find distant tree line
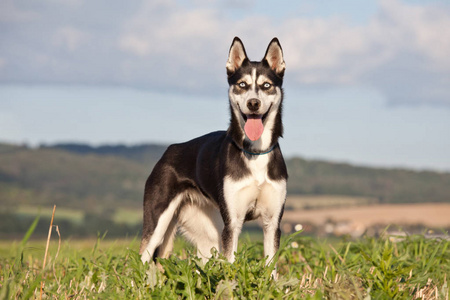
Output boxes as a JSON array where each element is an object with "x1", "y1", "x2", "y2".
[
  {"x1": 0, "y1": 211, "x2": 141, "y2": 239},
  {"x1": 287, "y1": 157, "x2": 450, "y2": 203},
  {"x1": 1, "y1": 143, "x2": 449, "y2": 213}
]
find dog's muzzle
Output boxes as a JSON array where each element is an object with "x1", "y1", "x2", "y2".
[{"x1": 247, "y1": 98, "x2": 261, "y2": 112}]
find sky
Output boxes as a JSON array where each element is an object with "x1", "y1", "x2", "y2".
[{"x1": 0, "y1": 0, "x2": 449, "y2": 172}]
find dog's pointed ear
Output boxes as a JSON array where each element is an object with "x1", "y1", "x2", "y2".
[
  {"x1": 226, "y1": 37, "x2": 248, "y2": 76},
  {"x1": 263, "y1": 38, "x2": 285, "y2": 77}
]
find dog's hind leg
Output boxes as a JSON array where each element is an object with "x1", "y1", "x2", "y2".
[
  {"x1": 177, "y1": 202, "x2": 224, "y2": 263},
  {"x1": 157, "y1": 216, "x2": 177, "y2": 259},
  {"x1": 140, "y1": 194, "x2": 183, "y2": 263}
]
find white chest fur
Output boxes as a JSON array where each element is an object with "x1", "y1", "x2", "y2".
[
  {"x1": 223, "y1": 154, "x2": 286, "y2": 222},
  {"x1": 246, "y1": 154, "x2": 270, "y2": 186}
]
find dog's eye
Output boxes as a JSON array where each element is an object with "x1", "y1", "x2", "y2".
[
  {"x1": 262, "y1": 82, "x2": 272, "y2": 89},
  {"x1": 238, "y1": 82, "x2": 247, "y2": 88}
]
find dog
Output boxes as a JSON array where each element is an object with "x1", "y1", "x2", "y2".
[{"x1": 140, "y1": 37, "x2": 287, "y2": 271}]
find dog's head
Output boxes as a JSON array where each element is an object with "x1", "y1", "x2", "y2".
[{"x1": 226, "y1": 37, "x2": 285, "y2": 149}]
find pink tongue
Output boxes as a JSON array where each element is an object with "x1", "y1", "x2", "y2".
[{"x1": 244, "y1": 116, "x2": 264, "y2": 141}]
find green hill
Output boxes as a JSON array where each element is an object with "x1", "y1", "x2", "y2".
[
  {"x1": 1, "y1": 142, "x2": 449, "y2": 212},
  {"x1": 0, "y1": 144, "x2": 148, "y2": 210},
  {"x1": 287, "y1": 157, "x2": 450, "y2": 204}
]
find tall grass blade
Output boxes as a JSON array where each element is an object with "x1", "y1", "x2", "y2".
[{"x1": 20, "y1": 214, "x2": 40, "y2": 248}]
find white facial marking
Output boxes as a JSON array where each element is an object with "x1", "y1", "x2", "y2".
[
  {"x1": 228, "y1": 67, "x2": 283, "y2": 150},
  {"x1": 256, "y1": 75, "x2": 272, "y2": 87},
  {"x1": 251, "y1": 68, "x2": 257, "y2": 89}
]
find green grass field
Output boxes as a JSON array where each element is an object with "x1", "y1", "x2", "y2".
[{"x1": 1, "y1": 225, "x2": 449, "y2": 299}]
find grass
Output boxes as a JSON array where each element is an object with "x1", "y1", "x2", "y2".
[
  {"x1": 112, "y1": 208, "x2": 141, "y2": 225},
  {"x1": 0, "y1": 225, "x2": 449, "y2": 299},
  {"x1": 9, "y1": 196, "x2": 378, "y2": 228},
  {"x1": 13, "y1": 205, "x2": 85, "y2": 224}
]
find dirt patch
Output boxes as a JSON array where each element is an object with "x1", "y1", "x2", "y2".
[{"x1": 283, "y1": 203, "x2": 450, "y2": 228}]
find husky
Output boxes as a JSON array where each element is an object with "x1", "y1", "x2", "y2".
[{"x1": 140, "y1": 37, "x2": 288, "y2": 271}]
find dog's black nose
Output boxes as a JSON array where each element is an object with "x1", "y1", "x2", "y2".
[{"x1": 247, "y1": 98, "x2": 261, "y2": 112}]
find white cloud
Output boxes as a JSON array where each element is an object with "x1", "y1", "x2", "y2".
[
  {"x1": 0, "y1": 0, "x2": 39, "y2": 22},
  {"x1": 53, "y1": 27, "x2": 90, "y2": 52},
  {"x1": 375, "y1": 0, "x2": 450, "y2": 69},
  {"x1": 0, "y1": 0, "x2": 449, "y2": 106},
  {"x1": 277, "y1": 18, "x2": 368, "y2": 84},
  {"x1": 119, "y1": 35, "x2": 150, "y2": 57},
  {"x1": 273, "y1": 0, "x2": 450, "y2": 105}
]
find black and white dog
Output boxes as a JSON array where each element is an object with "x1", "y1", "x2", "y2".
[{"x1": 140, "y1": 37, "x2": 288, "y2": 269}]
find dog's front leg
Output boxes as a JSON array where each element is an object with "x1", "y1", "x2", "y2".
[
  {"x1": 221, "y1": 216, "x2": 245, "y2": 262},
  {"x1": 259, "y1": 181, "x2": 287, "y2": 278},
  {"x1": 261, "y1": 214, "x2": 283, "y2": 279},
  {"x1": 262, "y1": 214, "x2": 282, "y2": 264},
  {"x1": 221, "y1": 178, "x2": 258, "y2": 263}
]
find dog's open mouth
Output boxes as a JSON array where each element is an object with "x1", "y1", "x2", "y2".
[{"x1": 240, "y1": 104, "x2": 272, "y2": 141}]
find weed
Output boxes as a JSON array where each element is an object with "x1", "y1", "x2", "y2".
[{"x1": 0, "y1": 229, "x2": 448, "y2": 299}]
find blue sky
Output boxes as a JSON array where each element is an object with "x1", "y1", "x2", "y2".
[{"x1": 1, "y1": 0, "x2": 449, "y2": 171}]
